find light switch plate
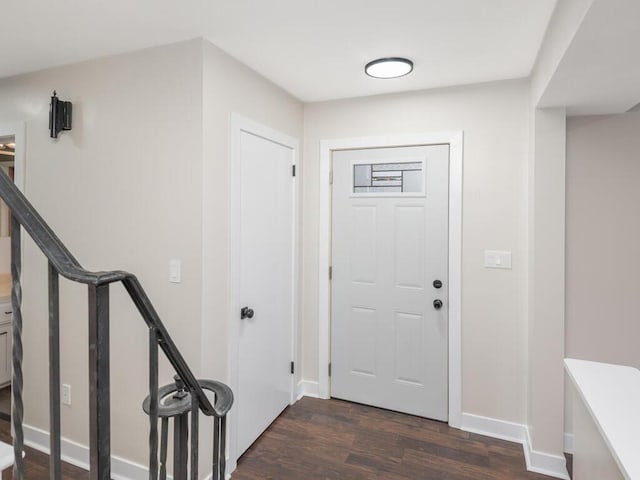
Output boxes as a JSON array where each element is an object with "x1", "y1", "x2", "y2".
[
  {"x1": 484, "y1": 250, "x2": 512, "y2": 269},
  {"x1": 169, "y1": 259, "x2": 181, "y2": 283}
]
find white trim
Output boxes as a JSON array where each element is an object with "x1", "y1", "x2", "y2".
[
  {"x1": 203, "y1": 471, "x2": 231, "y2": 480},
  {"x1": 459, "y1": 413, "x2": 569, "y2": 479},
  {"x1": 0, "y1": 122, "x2": 26, "y2": 283},
  {"x1": 0, "y1": 121, "x2": 25, "y2": 439},
  {"x1": 523, "y1": 428, "x2": 571, "y2": 480},
  {"x1": 228, "y1": 114, "x2": 299, "y2": 473},
  {"x1": 23, "y1": 424, "x2": 153, "y2": 480},
  {"x1": 564, "y1": 432, "x2": 574, "y2": 454},
  {"x1": 317, "y1": 132, "x2": 463, "y2": 427},
  {"x1": 460, "y1": 412, "x2": 526, "y2": 444},
  {"x1": 296, "y1": 380, "x2": 320, "y2": 400}
]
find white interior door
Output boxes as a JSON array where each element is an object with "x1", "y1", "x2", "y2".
[
  {"x1": 237, "y1": 128, "x2": 295, "y2": 456},
  {"x1": 331, "y1": 144, "x2": 449, "y2": 421}
]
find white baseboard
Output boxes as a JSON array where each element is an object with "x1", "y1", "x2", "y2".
[
  {"x1": 523, "y1": 427, "x2": 570, "y2": 479},
  {"x1": 564, "y1": 432, "x2": 574, "y2": 454},
  {"x1": 203, "y1": 470, "x2": 231, "y2": 480},
  {"x1": 460, "y1": 413, "x2": 569, "y2": 479},
  {"x1": 460, "y1": 412, "x2": 526, "y2": 443},
  {"x1": 24, "y1": 424, "x2": 231, "y2": 480},
  {"x1": 296, "y1": 380, "x2": 320, "y2": 400},
  {"x1": 24, "y1": 424, "x2": 150, "y2": 480}
]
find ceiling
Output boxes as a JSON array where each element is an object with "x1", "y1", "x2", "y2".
[
  {"x1": 205, "y1": 0, "x2": 557, "y2": 101},
  {"x1": 1, "y1": 1, "x2": 557, "y2": 102},
  {"x1": 0, "y1": 0, "x2": 202, "y2": 80}
]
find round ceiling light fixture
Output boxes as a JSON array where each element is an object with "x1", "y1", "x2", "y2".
[{"x1": 365, "y1": 57, "x2": 414, "y2": 79}]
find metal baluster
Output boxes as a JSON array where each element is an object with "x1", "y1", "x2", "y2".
[
  {"x1": 11, "y1": 214, "x2": 24, "y2": 480},
  {"x1": 48, "y1": 262, "x2": 62, "y2": 480},
  {"x1": 149, "y1": 328, "x2": 159, "y2": 480},
  {"x1": 212, "y1": 416, "x2": 220, "y2": 480},
  {"x1": 174, "y1": 410, "x2": 189, "y2": 480},
  {"x1": 88, "y1": 284, "x2": 111, "y2": 480},
  {"x1": 219, "y1": 416, "x2": 227, "y2": 480},
  {"x1": 160, "y1": 417, "x2": 169, "y2": 480},
  {"x1": 190, "y1": 393, "x2": 199, "y2": 480}
]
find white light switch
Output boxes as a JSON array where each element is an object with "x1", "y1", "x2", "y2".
[
  {"x1": 169, "y1": 259, "x2": 181, "y2": 283},
  {"x1": 484, "y1": 250, "x2": 512, "y2": 269}
]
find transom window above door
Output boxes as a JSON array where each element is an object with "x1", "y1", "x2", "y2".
[{"x1": 352, "y1": 160, "x2": 425, "y2": 196}]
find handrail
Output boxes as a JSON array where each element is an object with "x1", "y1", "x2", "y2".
[{"x1": 0, "y1": 170, "x2": 214, "y2": 416}]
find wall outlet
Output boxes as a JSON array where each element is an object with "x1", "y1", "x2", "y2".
[{"x1": 62, "y1": 384, "x2": 71, "y2": 406}]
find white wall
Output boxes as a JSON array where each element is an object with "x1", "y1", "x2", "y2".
[
  {"x1": 302, "y1": 80, "x2": 530, "y2": 423},
  {"x1": 564, "y1": 110, "x2": 640, "y2": 437},
  {"x1": 200, "y1": 40, "x2": 304, "y2": 385},
  {"x1": 0, "y1": 24, "x2": 610, "y2": 477},
  {"x1": 200, "y1": 40, "x2": 303, "y2": 472},
  {"x1": 527, "y1": 107, "x2": 567, "y2": 463},
  {"x1": 566, "y1": 111, "x2": 640, "y2": 367},
  {"x1": 0, "y1": 40, "x2": 205, "y2": 465},
  {"x1": 0, "y1": 37, "x2": 304, "y2": 475}
]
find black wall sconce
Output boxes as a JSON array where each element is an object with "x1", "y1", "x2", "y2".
[{"x1": 49, "y1": 91, "x2": 72, "y2": 139}]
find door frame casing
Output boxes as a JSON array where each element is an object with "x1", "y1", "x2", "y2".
[
  {"x1": 229, "y1": 114, "x2": 299, "y2": 469},
  {"x1": 318, "y1": 132, "x2": 463, "y2": 428},
  {"x1": 0, "y1": 122, "x2": 26, "y2": 192},
  {"x1": 0, "y1": 122, "x2": 26, "y2": 434}
]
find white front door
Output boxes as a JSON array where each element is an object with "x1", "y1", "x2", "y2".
[
  {"x1": 331, "y1": 144, "x2": 449, "y2": 421},
  {"x1": 236, "y1": 128, "x2": 295, "y2": 455}
]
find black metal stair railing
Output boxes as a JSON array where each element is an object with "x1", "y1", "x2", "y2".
[{"x1": 0, "y1": 168, "x2": 233, "y2": 480}]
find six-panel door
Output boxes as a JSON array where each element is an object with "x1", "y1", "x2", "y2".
[{"x1": 331, "y1": 144, "x2": 450, "y2": 421}]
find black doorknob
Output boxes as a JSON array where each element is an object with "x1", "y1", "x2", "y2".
[
  {"x1": 433, "y1": 299, "x2": 443, "y2": 310},
  {"x1": 241, "y1": 307, "x2": 254, "y2": 319}
]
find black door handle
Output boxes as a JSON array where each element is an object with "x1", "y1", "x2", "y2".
[
  {"x1": 241, "y1": 307, "x2": 254, "y2": 319},
  {"x1": 433, "y1": 299, "x2": 443, "y2": 310}
]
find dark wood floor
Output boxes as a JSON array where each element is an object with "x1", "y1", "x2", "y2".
[
  {"x1": 0, "y1": 387, "x2": 11, "y2": 421},
  {"x1": 0, "y1": 397, "x2": 571, "y2": 479},
  {"x1": 233, "y1": 397, "x2": 564, "y2": 480}
]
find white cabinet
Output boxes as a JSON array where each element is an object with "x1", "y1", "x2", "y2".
[{"x1": 0, "y1": 302, "x2": 11, "y2": 387}]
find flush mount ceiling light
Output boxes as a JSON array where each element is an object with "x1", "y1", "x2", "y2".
[{"x1": 365, "y1": 57, "x2": 413, "y2": 79}]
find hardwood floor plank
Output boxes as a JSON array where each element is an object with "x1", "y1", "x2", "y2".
[
  {"x1": 232, "y1": 397, "x2": 566, "y2": 479},
  {"x1": 397, "y1": 435, "x2": 491, "y2": 468},
  {"x1": 0, "y1": 398, "x2": 570, "y2": 479}
]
